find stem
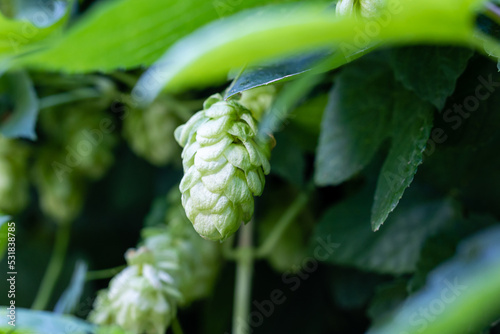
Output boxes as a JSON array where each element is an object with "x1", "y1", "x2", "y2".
[
  {"x1": 255, "y1": 189, "x2": 311, "y2": 258},
  {"x1": 39, "y1": 88, "x2": 101, "y2": 109},
  {"x1": 171, "y1": 317, "x2": 184, "y2": 334},
  {"x1": 32, "y1": 224, "x2": 71, "y2": 310},
  {"x1": 85, "y1": 265, "x2": 126, "y2": 281},
  {"x1": 232, "y1": 221, "x2": 254, "y2": 334}
]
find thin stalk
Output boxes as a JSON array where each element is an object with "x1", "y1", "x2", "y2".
[
  {"x1": 85, "y1": 265, "x2": 126, "y2": 281},
  {"x1": 232, "y1": 221, "x2": 254, "y2": 334},
  {"x1": 32, "y1": 224, "x2": 71, "y2": 310},
  {"x1": 255, "y1": 189, "x2": 311, "y2": 258},
  {"x1": 39, "y1": 88, "x2": 101, "y2": 109}
]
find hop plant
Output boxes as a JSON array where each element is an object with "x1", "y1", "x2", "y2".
[
  {"x1": 174, "y1": 94, "x2": 271, "y2": 241},
  {"x1": 336, "y1": 0, "x2": 384, "y2": 18},
  {"x1": 0, "y1": 136, "x2": 30, "y2": 214},
  {"x1": 122, "y1": 97, "x2": 184, "y2": 166},
  {"x1": 89, "y1": 247, "x2": 182, "y2": 334}
]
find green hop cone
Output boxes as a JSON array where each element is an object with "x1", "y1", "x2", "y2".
[
  {"x1": 174, "y1": 94, "x2": 271, "y2": 241},
  {"x1": 237, "y1": 86, "x2": 276, "y2": 120},
  {"x1": 89, "y1": 247, "x2": 181, "y2": 334},
  {"x1": 0, "y1": 136, "x2": 30, "y2": 214},
  {"x1": 32, "y1": 147, "x2": 85, "y2": 224},
  {"x1": 122, "y1": 97, "x2": 183, "y2": 166},
  {"x1": 39, "y1": 102, "x2": 118, "y2": 179}
]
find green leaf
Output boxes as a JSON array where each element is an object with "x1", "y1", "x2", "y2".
[
  {"x1": 269, "y1": 132, "x2": 305, "y2": 186},
  {"x1": 389, "y1": 46, "x2": 474, "y2": 110},
  {"x1": 0, "y1": 70, "x2": 39, "y2": 140},
  {"x1": 314, "y1": 57, "x2": 393, "y2": 186},
  {"x1": 133, "y1": 0, "x2": 485, "y2": 99},
  {"x1": 311, "y1": 186, "x2": 457, "y2": 274},
  {"x1": 54, "y1": 260, "x2": 88, "y2": 314},
  {"x1": 371, "y1": 89, "x2": 434, "y2": 231},
  {"x1": 0, "y1": 3, "x2": 69, "y2": 66},
  {"x1": 225, "y1": 50, "x2": 331, "y2": 98},
  {"x1": 22, "y1": 0, "x2": 299, "y2": 72},
  {"x1": 0, "y1": 308, "x2": 96, "y2": 334},
  {"x1": 367, "y1": 224, "x2": 500, "y2": 334},
  {"x1": 0, "y1": 214, "x2": 11, "y2": 261}
]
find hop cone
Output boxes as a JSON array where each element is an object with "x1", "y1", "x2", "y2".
[
  {"x1": 336, "y1": 0, "x2": 384, "y2": 18},
  {"x1": 89, "y1": 247, "x2": 181, "y2": 334},
  {"x1": 238, "y1": 85, "x2": 276, "y2": 120},
  {"x1": 39, "y1": 102, "x2": 117, "y2": 179},
  {"x1": 174, "y1": 94, "x2": 271, "y2": 241},
  {"x1": 122, "y1": 97, "x2": 182, "y2": 166},
  {"x1": 32, "y1": 147, "x2": 85, "y2": 224},
  {"x1": 0, "y1": 137, "x2": 30, "y2": 214},
  {"x1": 145, "y1": 189, "x2": 220, "y2": 304}
]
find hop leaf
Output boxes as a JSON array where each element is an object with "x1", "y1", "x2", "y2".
[
  {"x1": 89, "y1": 247, "x2": 181, "y2": 334},
  {"x1": 122, "y1": 97, "x2": 183, "y2": 166},
  {"x1": 175, "y1": 94, "x2": 271, "y2": 241},
  {"x1": 0, "y1": 136, "x2": 30, "y2": 214}
]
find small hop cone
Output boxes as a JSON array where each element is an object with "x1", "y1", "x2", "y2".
[
  {"x1": 0, "y1": 137, "x2": 30, "y2": 214},
  {"x1": 237, "y1": 86, "x2": 276, "y2": 120},
  {"x1": 122, "y1": 97, "x2": 182, "y2": 166},
  {"x1": 336, "y1": 0, "x2": 385, "y2": 18},
  {"x1": 32, "y1": 147, "x2": 85, "y2": 224},
  {"x1": 175, "y1": 94, "x2": 271, "y2": 241},
  {"x1": 89, "y1": 247, "x2": 181, "y2": 334}
]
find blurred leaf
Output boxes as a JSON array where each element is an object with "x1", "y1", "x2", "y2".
[
  {"x1": 54, "y1": 260, "x2": 88, "y2": 314},
  {"x1": 0, "y1": 307, "x2": 95, "y2": 334},
  {"x1": 22, "y1": 0, "x2": 299, "y2": 72},
  {"x1": 371, "y1": 89, "x2": 434, "y2": 231},
  {"x1": 0, "y1": 71, "x2": 39, "y2": 140},
  {"x1": 270, "y1": 132, "x2": 305, "y2": 186},
  {"x1": 312, "y1": 186, "x2": 457, "y2": 274},
  {"x1": 133, "y1": 0, "x2": 484, "y2": 99},
  {"x1": 226, "y1": 50, "x2": 331, "y2": 98},
  {"x1": 314, "y1": 57, "x2": 393, "y2": 186},
  {"x1": 389, "y1": 46, "x2": 474, "y2": 110},
  {"x1": 0, "y1": 214, "x2": 11, "y2": 261},
  {"x1": 407, "y1": 214, "x2": 495, "y2": 293},
  {"x1": 0, "y1": 2, "x2": 69, "y2": 66},
  {"x1": 367, "y1": 224, "x2": 500, "y2": 334}
]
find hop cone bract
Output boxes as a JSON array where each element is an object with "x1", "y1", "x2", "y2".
[{"x1": 174, "y1": 94, "x2": 271, "y2": 241}]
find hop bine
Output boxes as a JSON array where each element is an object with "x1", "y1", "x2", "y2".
[{"x1": 174, "y1": 93, "x2": 272, "y2": 241}]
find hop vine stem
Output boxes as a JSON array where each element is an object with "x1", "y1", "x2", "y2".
[
  {"x1": 32, "y1": 224, "x2": 71, "y2": 310},
  {"x1": 232, "y1": 220, "x2": 254, "y2": 334}
]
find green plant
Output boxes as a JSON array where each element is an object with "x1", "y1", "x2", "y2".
[{"x1": 1, "y1": 0, "x2": 500, "y2": 333}]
